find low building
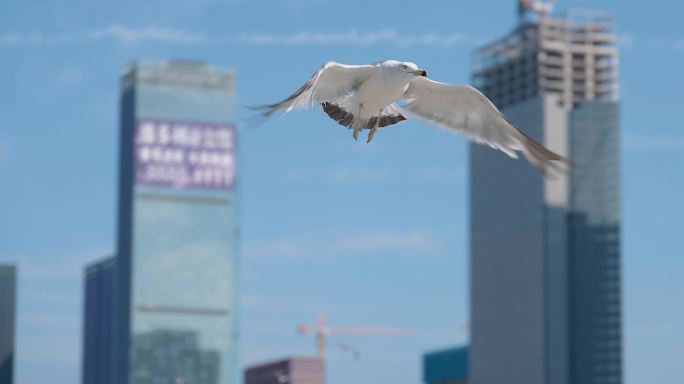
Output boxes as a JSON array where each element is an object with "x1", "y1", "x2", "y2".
[
  {"x1": 423, "y1": 346, "x2": 468, "y2": 384},
  {"x1": 245, "y1": 357, "x2": 324, "y2": 384}
]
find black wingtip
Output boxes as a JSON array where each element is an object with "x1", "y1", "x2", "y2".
[
  {"x1": 242, "y1": 104, "x2": 281, "y2": 131},
  {"x1": 244, "y1": 104, "x2": 278, "y2": 118},
  {"x1": 243, "y1": 104, "x2": 267, "y2": 112}
]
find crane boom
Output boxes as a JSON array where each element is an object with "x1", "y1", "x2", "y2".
[
  {"x1": 296, "y1": 313, "x2": 415, "y2": 358},
  {"x1": 326, "y1": 327, "x2": 415, "y2": 335}
]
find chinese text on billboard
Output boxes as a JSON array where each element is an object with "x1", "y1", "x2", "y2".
[{"x1": 135, "y1": 118, "x2": 236, "y2": 190}]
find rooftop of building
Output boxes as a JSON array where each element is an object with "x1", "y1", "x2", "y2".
[
  {"x1": 245, "y1": 356, "x2": 323, "y2": 370},
  {"x1": 423, "y1": 345, "x2": 469, "y2": 384},
  {"x1": 122, "y1": 59, "x2": 235, "y2": 91}
]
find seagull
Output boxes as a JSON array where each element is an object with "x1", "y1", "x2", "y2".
[
  {"x1": 254, "y1": 60, "x2": 569, "y2": 174},
  {"x1": 338, "y1": 341, "x2": 361, "y2": 360}
]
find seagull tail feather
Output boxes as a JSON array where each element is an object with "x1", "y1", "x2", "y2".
[
  {"x1": 500, "y1": 115, "x2": 574, "y2": 176},
  {"x1": 518, "y1": 133, "x2": 574, "y2": 176}
]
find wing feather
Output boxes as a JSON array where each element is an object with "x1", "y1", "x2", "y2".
[
  {"x1": 321, "y1": 102, "x2": 406, "y2": 129},
  {"x1": 254, "y1": 62, "x2": 376, "y2": 117},
  {"x1": 401, "y1": 77, "x2": 570, "y2": 174}
]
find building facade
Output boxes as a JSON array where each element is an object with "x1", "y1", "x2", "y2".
[
  {"x1": 423, "y1": 346, "x2": 468, "y2": 384},
  {"x1": 469, "y1": 3, "x2": 621, "y2": 384},
  {"x1": 0, "y1": 264, "x2": 16, "y2": 384},
  {"x1": 83, "y1": 257, "x2": 116, "y2": 384},
  {"x1": 244, "y1": 357, "x2": 324, "y2": 384},
  {"x1": 116, "y1": 60, "x2": 239, "y2": 384},
  {"x1": 81, "y1": 60, "x2": 239, "y2": 384}
]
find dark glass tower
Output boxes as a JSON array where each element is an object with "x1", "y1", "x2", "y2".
[
  {"x1": 82, "y1": 60, "x2": 239, "y2": 384},
  {"x1": 0, "y1": 264, "x2": 16, "y2": 384},
  {"x1": 83, "y1": 257, "x2": 116, "y2": 384},
  {"x1": 469, "y1": 3, "x2": 621, "y2": 384}
]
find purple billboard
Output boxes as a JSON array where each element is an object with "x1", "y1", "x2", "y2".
[{"x1": 135, "y1": 118, "x2": 236, "y2": 190}]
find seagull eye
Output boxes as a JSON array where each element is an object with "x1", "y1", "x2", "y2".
[{"x1": 401, "y1": 64, "x2": 408, "y2": 70}]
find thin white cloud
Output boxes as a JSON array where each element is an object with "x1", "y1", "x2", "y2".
[
  {"x1": 616, "y1": 33, "x2": 636, "y2": 49},
  {"x1": 413, "y1": 167, "x2": 466, "y2": 181},
  {"x1": 241, "y1": 293, "x2": 380, "y2": 317},
  {"x1": 0, "y1": 26, "x2": 466, "y2": 47},
  {"x1": 88, "y1": 25, "x2": 207, "y2": 44},
  {"x1": 282, "y1": 165, "x2": 464, "y2": 185},
  {"x1": 0, "y1": 31, "x2": 72, "y2": 46},
  {"x1": 326, "y1": 167, "x2": 389, "y2": 184},
  {"x1": 623, "y1": 131, "x2": 684, "y2": 152},
  {"x1": 5, "y1": 26, "x2": 684, "y2": 52},
  {"x1": 243, "y1": 229, "x2": 442, "y2": 260},
  {"x1": 0, "y1": 26, "x2": 206, "y2": 46},
  {"x1": 644, "y1": 36, "x2": 684, "y2": 51},
  {"x1": 283, "y1": 167, "x2": 390, "y2": 184},
  {"x1": 233, "y1": 29, "x2": 467, "y2": 47}
]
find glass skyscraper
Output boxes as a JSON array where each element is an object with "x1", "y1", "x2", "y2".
[
  {"x1": 0, "y1": 263, "x2": 16, "y2": 384},
  {"x1": 469, "y1": 3, "x2": 621, "y2": 384},
  {"x1": 83, "y1": 60, "x2": 239, "y2": 384}
]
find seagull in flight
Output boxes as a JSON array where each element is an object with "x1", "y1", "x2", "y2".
[
  {"x1": 338, "y1": 341, "x2": 361, "y2": 360},
  {"x1": 255, "y1": 60, "x2": 569, "y2": 174}
]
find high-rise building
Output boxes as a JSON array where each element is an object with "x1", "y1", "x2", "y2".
[
  {"x1": 244, "y1": 357, "x2": 324, "y2": 384},
  {"x1": 82, "y1": 60, "x2": 239, "y2": 384},
  {"x1": 469, "y1": 2, "x2": 621, "y2": 384},
  {"x1": 83, "y1": 256, "x2": 116, "y2": 384},
  {"x1": 0, "y1": 264, "x2": 16, "y2": 384}
]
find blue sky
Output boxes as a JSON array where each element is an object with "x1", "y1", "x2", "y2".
[{"x1": 1, "y1": 0, "x2": 683, "y2": 383}]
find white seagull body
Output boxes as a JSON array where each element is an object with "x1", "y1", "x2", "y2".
[{"x1": 256, "y1": 60, "x2": 569, "y2": 174}]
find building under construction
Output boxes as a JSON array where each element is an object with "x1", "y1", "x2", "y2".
[
  {"x1": 244, "y1": 314, "x2": 413, "y2": 384},
  {"x1": 473, "y1": 2, "x2": 618, "y2": 109},
  {"x1": 469, "y1": 2, "x2": 621, "y2": 384}
]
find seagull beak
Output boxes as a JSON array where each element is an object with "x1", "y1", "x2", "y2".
[{"x1": 416, "y1": 69, "x2": 427, "y2": 77}]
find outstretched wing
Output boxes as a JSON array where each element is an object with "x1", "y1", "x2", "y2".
[
  {"x1": 400, "y1": 76, "x2": 570, "y2": 174},
  {"x1": 254, "y1": 61, "x2": 377, "y2": 117}
]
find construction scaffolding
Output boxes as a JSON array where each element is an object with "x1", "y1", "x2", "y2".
[{"x1": 472, "y1": 2, "x2": 619, "y2": 109}]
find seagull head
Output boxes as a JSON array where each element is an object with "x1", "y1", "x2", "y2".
[{"x1": 386, "y1": 60, "x2": 428, "y2": 78}]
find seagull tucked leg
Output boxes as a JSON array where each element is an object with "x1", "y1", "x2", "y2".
[
  {"x1": 367, "y1": 113, "x2": 381, "y2": 143},
  {"x1": 352, "y1": 104, "x2": 363, "y2": 141}
]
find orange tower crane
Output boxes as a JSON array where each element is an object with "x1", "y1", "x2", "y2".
[{"x1": 296, "y1": 313, "x2": 415, "y2": 359}]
